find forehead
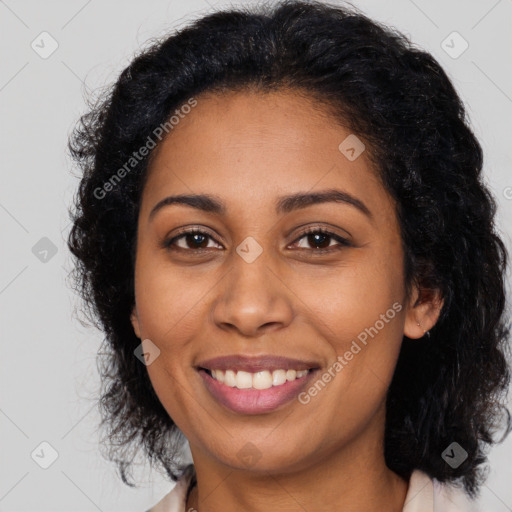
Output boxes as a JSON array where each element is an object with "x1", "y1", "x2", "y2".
[{"x1": 141, "y1": 89, "x2": 392, "y2": 222}]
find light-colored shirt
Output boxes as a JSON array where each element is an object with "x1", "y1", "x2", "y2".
[{"x1": 147, "y1": 465, "x2": 480, "y2": 511}]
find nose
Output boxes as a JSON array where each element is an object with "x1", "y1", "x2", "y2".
[{"x1": 211, "y1": 251, "x2": 295, "y2": 338}]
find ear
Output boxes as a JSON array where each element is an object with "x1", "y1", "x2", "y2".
[
  {"x1": 130, "y1": 305, "x2": 142, "y2": 339},
  {"x1": 403, "y1": 284, "x2": 444, "y2": 339}
]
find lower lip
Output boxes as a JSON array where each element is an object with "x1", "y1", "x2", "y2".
[{"x1": 198, "y1": 369, "x2": 318, "y2": 414}]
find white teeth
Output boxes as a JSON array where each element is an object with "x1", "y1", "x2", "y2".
[
  {"x1": 272, "y1": 369, "x2": 287, "y2": 386},
  {"x1": 224, "y1": 370, "x2": 236, "y2": 387},
  {"x1": 286, "y1": 369, "x2": 297, "y2": 381},
  {"x1": 235, "y1": 371, "x2": 253, "y2": 389},
  {"x1": 253, "y1": 371, "x2": 273, "y2": 390},
  {"x1": 208, "y1": 368, "x2": 310, "y2": 388},
  {"x1": 213, "y1": 369, "x2": 225, "y2": 383}
]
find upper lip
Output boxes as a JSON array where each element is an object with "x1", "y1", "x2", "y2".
[{"x1": 196, "y1": 355, "x2": 320, "y2": 373}]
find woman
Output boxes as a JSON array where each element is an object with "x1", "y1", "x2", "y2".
[{"x1": 67, "y1": 1, "x2": 511, "y2": 510}]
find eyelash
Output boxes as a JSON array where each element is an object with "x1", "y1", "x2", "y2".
[{"x1": 163, "y1": 226, "x2": 352, "y2": 254}]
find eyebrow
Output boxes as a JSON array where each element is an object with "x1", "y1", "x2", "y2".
[{"x1": 148, "y1": 188, "x2": 372, "y2": 221}]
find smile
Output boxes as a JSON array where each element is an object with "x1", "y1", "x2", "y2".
[
  {"x1": 207, "y1": 368, "x2": 310, "y2": 389},
  {"x1": 196, "y1": 355, "x2": 320, "y2": 414}
]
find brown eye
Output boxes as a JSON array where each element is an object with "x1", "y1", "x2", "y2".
[
  {"x1": 179, "y1": 232, "x2": 209, "y2": 249},
  {"x1": 305, "y1": 232, "x2": 331, "y2": 249},
  {"x1": 164, "y1": 229, "x2": 222, "y2": 251},
  {"x1": 292, "y1": 228, "x2": 351, "y2": 252}
]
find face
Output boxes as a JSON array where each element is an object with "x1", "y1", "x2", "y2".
[{"x1": 130, "y1": 89, "x2": 439, "y2": 474}]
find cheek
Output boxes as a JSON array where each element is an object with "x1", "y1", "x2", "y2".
[
  {"x1": 301, "y1": 256, "x2": 404, "y2": 349},
  {"x1": 144, "y1": 362, "x2": 207, "y2": 447},
  {"x1": 297, "y1": 253, "x2": 405, "y2": 413},
  {"x1": 132, "y1": 251, "x2": 221, "y2": 425},
  {"x1": 133, "y1": 250, "x2": 212, "y2": 342}
]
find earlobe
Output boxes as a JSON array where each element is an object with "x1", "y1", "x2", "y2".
[
  {"x1": 130, "y1": 306, "x2": 141, "y2": 339},
  {"x1": 403, "y1": 287, "x2": 444, "y2": 340}
]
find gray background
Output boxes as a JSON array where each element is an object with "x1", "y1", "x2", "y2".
[{"x1": 1, "y1": 0, "x2": 511, "y2": 510}]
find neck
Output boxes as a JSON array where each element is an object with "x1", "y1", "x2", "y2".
[{"x1": 186, "y1": 409, "x2": 409, "y2": 512}]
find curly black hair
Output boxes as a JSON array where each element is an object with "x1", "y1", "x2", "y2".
[{"x1": 67, "y1": 0, "x2": 511, "y2": 499}]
